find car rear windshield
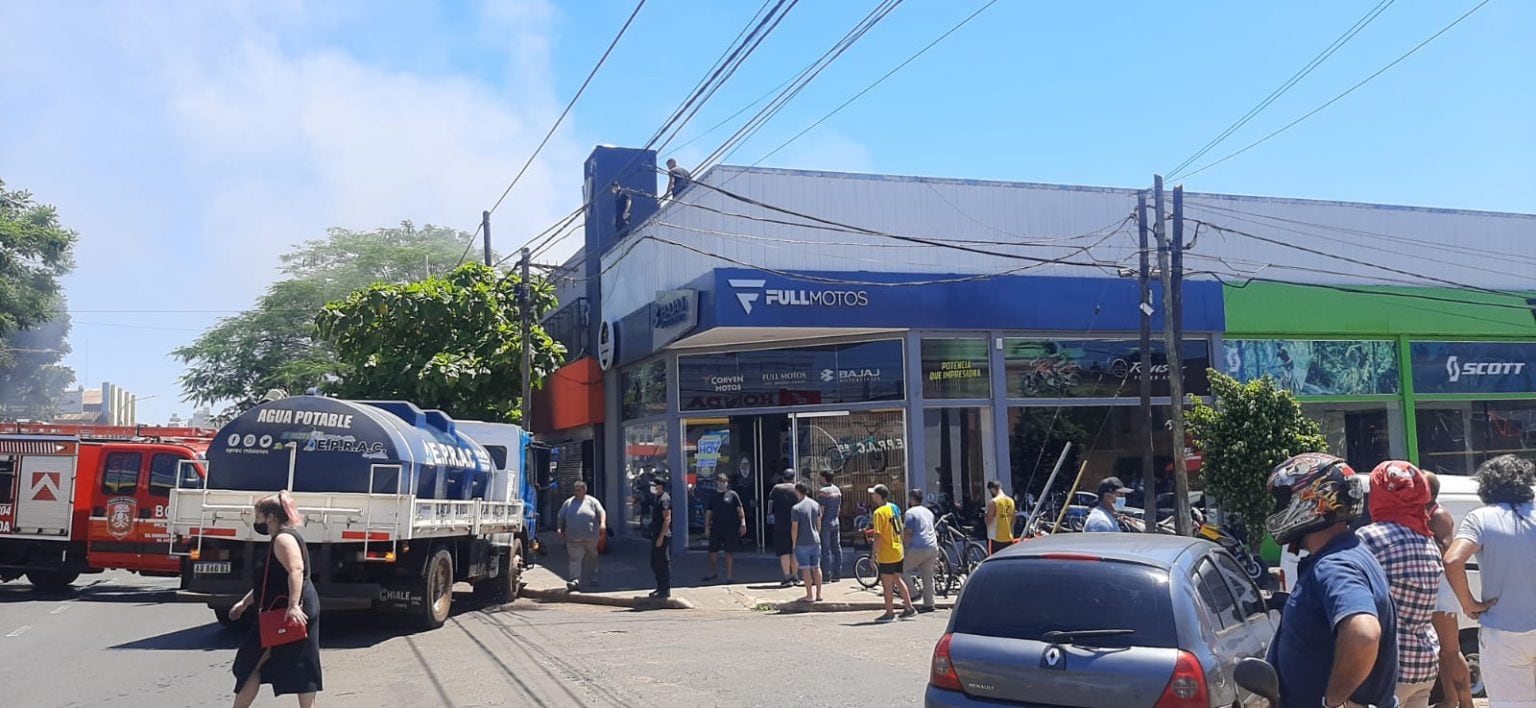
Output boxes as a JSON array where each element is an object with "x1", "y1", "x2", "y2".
[{"x1": 953, "y1": 558, "x2": 1178, "y2": 649}]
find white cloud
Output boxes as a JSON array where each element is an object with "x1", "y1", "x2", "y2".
[{"x1": 0, "y1": 0, "x2": 585, "y2": 421}]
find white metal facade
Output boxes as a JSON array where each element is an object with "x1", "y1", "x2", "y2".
[{"x1": 600, "y1": 165, "x2": 1536, "y2": 320}]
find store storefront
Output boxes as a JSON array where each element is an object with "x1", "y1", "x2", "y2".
[{"x1": 1222, "y1": 282, "x2": 1536, "y2": 477}]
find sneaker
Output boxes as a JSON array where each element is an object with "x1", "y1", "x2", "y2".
[
  {"x1": 792, "y1": 577, "x2": 804, "y2": 587},
  {"x1": 566, "y1": 580, "x2": 579, "y2": 592},
  {"x1": 899, "y1": 607, "x2": 918, "y2": 619},
  {"x1": 779, "y1": 578, "x2": 794, "y2": 588},
  {"x1": 917, "y1": 606, "x2": 937, "y2": 614},
  {"x1": 875, "y1": 612, "x2": 896, "y2": 623}
]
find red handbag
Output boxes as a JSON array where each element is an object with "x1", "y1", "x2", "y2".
[{"x1": 257, "y1": 544, "x2": 308, "y2": 648}]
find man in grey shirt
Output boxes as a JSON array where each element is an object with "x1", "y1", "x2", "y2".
[
  {"x1": 791, "y1": 482, "x2": 823, "y2": 602},
  {"x1": 903, "y1": 490, "x2": 941, "y2": 612},
  {"x1": 1445, "y1": 454, "x2": 1536, "y2": 704},
  {"x1": 557, "y1": 481, "x2": 606, "y2": 592}
]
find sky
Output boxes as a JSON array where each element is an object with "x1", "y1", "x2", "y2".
[{"x1": 1, "y1": 0, "x2": 1531, "y2": 424}]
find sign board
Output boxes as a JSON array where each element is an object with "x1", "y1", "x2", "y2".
[
  {"x1": 921, "y1": 338, "x2": 990, "y2": 399},
  {"x1": 678, "y1": 340, "x2": 903, "y2": 411},
  {"x1": 650, "y1": 289, "x2": 698, "y2": 348},
  {"x1": 1003, "y1": 339, "x2": 1211, "y2": 398},
  {"x1": 1411, "y1": 341, "x2": 1536, "y2": 395},
  {"x1": 1223, "y1": 339, "x2": 1399, "y2": 396},
  {"x1": 597, "y1": 320, "x2": 617, "y2": 371}
]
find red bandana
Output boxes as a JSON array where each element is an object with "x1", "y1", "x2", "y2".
[{"x1": 1369, "y1": 461, "x2": 1432, "y2": 538}]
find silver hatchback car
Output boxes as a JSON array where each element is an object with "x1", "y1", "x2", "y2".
[{"x1": 926, "y1": 533, "x2": 1278, "y2": 707}]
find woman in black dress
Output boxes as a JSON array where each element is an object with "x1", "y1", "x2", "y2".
[{"x1": 229, "y1": 490, "x2": 323, "y2": 707}]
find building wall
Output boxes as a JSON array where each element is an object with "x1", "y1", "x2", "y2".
[{"x1": 600, "y1": 165, "x2": 1536, "y2": 323}]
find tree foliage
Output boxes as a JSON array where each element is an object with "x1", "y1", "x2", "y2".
[
  {"x1": 174, "y1": 222, "x2": 480, "y2": 412},
  {"x1": 0, "y1": 180, "x2": 78, "y2": 416},
  {"x1": 1186, "y1": 370, "x2": 1328, "y2": 542},
  {"x1": 315, "y1": 264, "x2": 564, "y2": 424}
]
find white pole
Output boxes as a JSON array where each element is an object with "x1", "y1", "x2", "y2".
[
  {"x1": 1023, "y1": 442, "x2": 1072, "y2": 533},
  {"x1": 286, "y1": 443, "x2": 298, "y2": 491}
]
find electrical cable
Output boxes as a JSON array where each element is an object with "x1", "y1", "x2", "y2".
[
  {"x1": 1174, "y1": 0, "x2": 1493, "y2": 182},
  {"x1": 1165, "y1": 0, "x2": 1397, "y2": 179},
  {"x1": 453, "y1": 0, "x2": 649, "y2": 268}
]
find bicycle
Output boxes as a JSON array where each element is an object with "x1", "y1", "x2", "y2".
[{"x1": 854, "y1": 549, "x2": 959, "y2": 597}]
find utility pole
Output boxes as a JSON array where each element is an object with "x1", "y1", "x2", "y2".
[
  {"x1": 482, "y1": 211, "x2": 493, "y2": 267},
  {"x1": 1153, "y1": 175, "x2": 1193, "y2": 537},
  {"x1": 1137, "y1": 192, "x2": 1156, "y2": 533},
  {"x1": 519, "y1": 247, "x2": 533, "y2": 427}
]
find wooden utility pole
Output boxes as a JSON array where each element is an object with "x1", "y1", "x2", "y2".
[
  {"x1": 1137, "y1": 191, "x2": 1156, "y2": 532},
  {"x1": 1153, "y1": 175, "x2": 1194, "y2": 536},
  {"x1": 519, "y1": 247, "x2": 533, "y2": 427}
]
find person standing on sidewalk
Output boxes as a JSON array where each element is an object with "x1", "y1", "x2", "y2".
[
  {"x1": 1356, "y1": 461, "x2": 1443, "y2": 708},
  {"x1": 817, "y1": 471, "x2": 843, "y2": 583},
  {"x1": 1263, "y1": 453, "x2": 1397, "y2": 708},
  {"x1": 984, "y1": 480, "x2": 1016, "y2": 554},
  {"x1": 1424, "y1": 472, "x2": 1475, "y2": 708},
  {"x1": 869, "y1": 484, "x2": 917, "y2": 622},
  {"x1": 1084, "y1": 477, "x2": 1131, "y2": 533},
  {"x1": 791, "y1": 482, "x2": 823, "y2": 602},
  {"x1": 903, "y1": 490, "x2": 940, "y2": 613},
  {"x1": 648, "y1": 477, "x2": 673, "y2": 600},
  {"x1": 770, "y1": 469, "x2": 800, "y2": 586},
  {"x1": 703, "y1": 475, "x2": 745, "y2": 584},
  {"x1": 1445, "y1": 454, "x2": 1536, "y2": 705},
  {"x1": 556, "y1": 481, "x2": 606, "y2": 592}
]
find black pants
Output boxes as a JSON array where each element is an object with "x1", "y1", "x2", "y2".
[{"x1": 650, "y1": 540, "x2": 671, "y2": 595}]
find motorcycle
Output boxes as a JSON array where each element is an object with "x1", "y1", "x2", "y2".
[{"x1": 1196, "y1": 519, "x2": 1268, "y2": 582}]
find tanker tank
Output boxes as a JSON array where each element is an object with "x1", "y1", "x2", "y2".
[{"x1": 205, "y1": 396, "x2": 493, "y2": 498}]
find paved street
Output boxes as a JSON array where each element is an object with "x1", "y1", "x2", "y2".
[{"x1": 0, "y1": 570, "x2": 940, "y2": 707}]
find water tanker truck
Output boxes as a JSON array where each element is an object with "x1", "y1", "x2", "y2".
[{"x1": 168, "y1": 396, "x2": 530, "y2": 629}]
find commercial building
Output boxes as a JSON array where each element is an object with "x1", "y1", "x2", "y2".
[
  {"x1": 536, "y1": 147, "x2": 1536, "y2": 552},
  {"x1": 55, "y1": 382, "x2": 138, "y2": 426}
]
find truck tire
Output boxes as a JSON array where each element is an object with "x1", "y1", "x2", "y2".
[
  {"x1": 26, "y1": 570, "x2": 80, "y2": 591},
  {"x1": 416, "y1": 548, "x2": 454, "y2": 630},
  {"x1": 472, "y1": 541, "x2": 524, "y2": 606}
]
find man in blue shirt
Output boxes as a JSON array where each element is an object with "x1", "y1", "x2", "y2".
[
  {"x1": 1084, "y1": 477, "x2": 1130, "y2": 533},
  {"x1": 1264, "y1": 453, "x2": 1398, "y2": 708}
]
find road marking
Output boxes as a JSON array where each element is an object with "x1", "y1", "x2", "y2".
[
  {"x1": 5, "y1": 625, "x2": 31, "y2": 638},
  {"x1": 49, "y1": 605, "x2": 69, "y2": 615}
]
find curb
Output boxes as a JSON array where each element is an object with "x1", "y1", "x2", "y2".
[
  {"x1": 522, "y1": 587, "x2": 694, "y2": 610},
  {"x1": 767, "y1": 599, "x2": 955, "y2": 614}
]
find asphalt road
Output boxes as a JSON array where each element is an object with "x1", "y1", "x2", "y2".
[{"x1": 0, "y1": 571, "x2": 940, "y2": 707}]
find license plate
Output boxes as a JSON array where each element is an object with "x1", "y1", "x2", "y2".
[{"x1": 193, "y1": 561, "x2": 231, "y2": 575}]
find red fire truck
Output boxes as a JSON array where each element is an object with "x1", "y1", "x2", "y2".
[{"x1": 0, "y1": 423, "x2": 213, "y2": 589}]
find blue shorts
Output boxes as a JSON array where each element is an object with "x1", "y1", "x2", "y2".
[{"x1": 794, "y1": 545, "x2": 821, "y2": 569}]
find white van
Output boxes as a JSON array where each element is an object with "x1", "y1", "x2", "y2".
[{"x1": 1277, "y1": 473, "x2": 1491, "y2": 696}]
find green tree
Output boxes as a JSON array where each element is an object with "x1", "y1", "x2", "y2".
[
  {"x1": 175, "y1": 222, "x2": 480, "y2": 412},
  {"x1": 0, "y1": 180, "x2": 78, "y2": 416},
  {"x1": 315, "y1": 263, "x2": 563, "y2": 423},
  {"x1": 1186, "y1": 370, "x2": 1327, "y2": 545}
]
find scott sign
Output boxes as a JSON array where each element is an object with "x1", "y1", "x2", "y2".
[{"x1": 1446, "y1": 355, "x2": 1526, "y2": 383}]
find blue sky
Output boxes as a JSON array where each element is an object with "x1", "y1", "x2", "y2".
[{"x1": 1, "y1": 0, "x2": 1531, "y2": 423}]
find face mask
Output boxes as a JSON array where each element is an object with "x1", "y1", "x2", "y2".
[
  {"x1": 1113, "y1": 497, "x2": 1127, "y2": 511},
  {"x1": 253, "y1": 521, "x2": 271, "y2": 536}
]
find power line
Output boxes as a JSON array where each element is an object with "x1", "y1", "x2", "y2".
[
  {"x1": 751, "y1": 0, "x2": 999, "y2": 167},
  {"x1": 453, "y1": 0, "x2": 649, "y2": 268},
  {"x1": 1175, "y1": 0, "x2": 1493, "y2": 182},
  {"x1": 1165, "y1": 0, "x2": 1396, "y2": 179}
]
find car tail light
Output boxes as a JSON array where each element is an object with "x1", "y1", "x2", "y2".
[
  {"x1": 930, "y1": 633, "x2": 963, "y2": 692},
  {"x1": 1155, "y1": 651, "x2": 1209, "y2": 708}
]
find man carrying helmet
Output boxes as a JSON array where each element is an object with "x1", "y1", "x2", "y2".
[{"x1": 1265, "y1": 453, "x2": 1398, "y2": 708}]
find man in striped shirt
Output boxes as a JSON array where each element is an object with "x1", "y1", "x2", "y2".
[{"x1": 1357, "y1": 461, "x2": 1443, "y2": 708}]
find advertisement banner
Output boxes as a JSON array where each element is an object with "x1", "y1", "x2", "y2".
[
  {"x1": 1411, "y1": 341, "x2": 1536, "y2": 395},
  {"x1": 921, "y1": 338, "x2": 990, "y2": 399},
  {"x1": 650, "y1": 289, "x2": 698, "y2": 348},
  {"x1": 1223, "y1": 339, "x2": 1399, "y2": 396},
  {"x1": 1003, "y1": 339, "x2": 1210, "y2": 398},
  {"x1": 679, "y1": 340, "x2": 903, "y2": 411}
]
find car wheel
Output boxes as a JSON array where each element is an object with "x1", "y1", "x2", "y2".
[{"x1": 1461, "y1": 628, "x2": 1485, "y2": 698}]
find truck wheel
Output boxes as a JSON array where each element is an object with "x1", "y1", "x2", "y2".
[
  {"x1": 26, "y1": 570, "x2": 80, "y2": 591},
  {"x1": 416, "y1": 548, "x2": 454, "y2": 630},
  {"x1": 472, "y1": 541, "x2": 524, "y2": 606}
]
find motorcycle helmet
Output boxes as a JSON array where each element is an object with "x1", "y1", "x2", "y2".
[{"x1": 1265, "y1": 452, "x2": 1364, "y2": 546}]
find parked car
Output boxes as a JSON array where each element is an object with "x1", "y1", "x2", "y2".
[{"x1": 927, "y1": 533, "x2": 1277, "y2": 707}]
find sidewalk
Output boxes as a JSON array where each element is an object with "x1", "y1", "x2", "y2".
[{"x1": 519, "y1": 537, "x2": 958, "y2": 615}]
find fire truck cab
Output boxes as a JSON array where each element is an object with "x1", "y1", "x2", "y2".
[{"x1": 0, "y1": 424, "x2": 211, "y2": 589}]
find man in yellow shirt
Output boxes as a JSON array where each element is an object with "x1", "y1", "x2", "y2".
[
  {"x1": 985, "y1": 480, "x2": 1016, "y2": 555},
  {"x1": 868, "y1": 484, "x2": 917, "y2": 622}
]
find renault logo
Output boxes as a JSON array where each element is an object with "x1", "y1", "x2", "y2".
[{"x1": 1043, "y1": 646, "x2": 1063, "y2": 669}]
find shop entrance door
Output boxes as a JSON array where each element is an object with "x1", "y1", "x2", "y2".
[
  {"x1": 791, "y1": 409, "x2": 908, "y2": 551},
  {"x1": 684, "y1": 414, "x2": 789, "y2": 552}
]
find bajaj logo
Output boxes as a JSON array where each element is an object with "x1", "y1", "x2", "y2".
[
  {"x1": 728, "y1": 279, "x2": 766, "y2": 314},
  {"x1": 1446, "y1": 355, "x2": 1525, "y2": 383}
]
